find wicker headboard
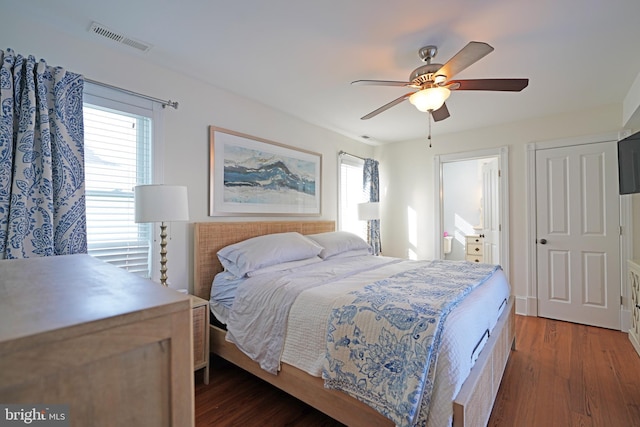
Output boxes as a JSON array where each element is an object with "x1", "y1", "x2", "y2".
[{"x1": 193, "y1": 221, "x2": 335, "y2": 300}]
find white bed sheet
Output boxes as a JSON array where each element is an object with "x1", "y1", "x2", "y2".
[{"x1": 210, "y1": 300, "x2": 230, "y2": 325}]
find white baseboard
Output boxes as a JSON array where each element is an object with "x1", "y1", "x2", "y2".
[
  {"x1": 515, "y1": 296, "x2": 539, "y2": 316},
  {"x1": 515, "y1": 296, "x2": 526, "y2": 315},
  {"x1": 621, "y1": 308, "x2": 631, "y2": 332},
  {"x1": 517, "y1": 296, "x2": 630, "y2": 331}
]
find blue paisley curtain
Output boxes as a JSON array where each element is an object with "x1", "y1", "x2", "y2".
[
  {"x1": 363, "y1": 158, "x2": 381, "y2": 255},
  {"x1": 0, "y1": 48, "x2": 86, "y2": 259}
]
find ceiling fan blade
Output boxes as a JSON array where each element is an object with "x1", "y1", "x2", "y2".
[
  {"x1": 360, "y1": 92, "x2": 414, "y2": 120},
  {"x1": 450, "y1": 78, "x2": 529, "y2": 91},
  {"x1": 436, "y1": 41, "x2": 494, "y2": 80},
  {"x1": 431, "y1": 103, "x2": 450, "y2": 122},
  {"x1": 352, "y1": 79, "x2": 414, "y2": 87}
]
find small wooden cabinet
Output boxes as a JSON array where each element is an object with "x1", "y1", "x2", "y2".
[
  {"x1": 190, "y1": 295, "x2": 210, "y2": 384},
  {"x1": 465, "y1": 235, "x2": 484, "y2": 263},
  {"x1": 629, "y1": 259, "x2": 640, "y2": 358}
]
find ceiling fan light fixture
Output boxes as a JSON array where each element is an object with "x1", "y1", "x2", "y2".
[
  {"x1": 433, "y1": 74, "x2": 447, "y2": 85},
  {"x1": 409, "y1": 86, "x2": 451, "y2": 112}
]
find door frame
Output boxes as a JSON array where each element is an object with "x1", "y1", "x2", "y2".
[
  {"x1": 525, "y1": 131, "x2": 634, "y2": 331},
  {"x1": 434, "y1": 146, "x2": 510, "y2": 278}
]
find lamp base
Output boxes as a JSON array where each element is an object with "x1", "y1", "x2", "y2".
[{"x1": 159, "y1": 222, "x2": 168, "y2": 286}]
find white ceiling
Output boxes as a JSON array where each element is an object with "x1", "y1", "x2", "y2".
[{"x1": 10, "y1": 0, "x2": 640, "y2": 144}]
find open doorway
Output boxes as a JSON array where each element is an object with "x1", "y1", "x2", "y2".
[
  {"x1": 441, "y1": 157, "x2": 497, "y2": 261},
  {"x1": 434, "y1": 147, "x2": 510, "y2": 277}
]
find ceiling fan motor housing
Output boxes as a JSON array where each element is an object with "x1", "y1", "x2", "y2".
[{"x1": 410, "y1": 63, "x2": 444, "y2": 87}]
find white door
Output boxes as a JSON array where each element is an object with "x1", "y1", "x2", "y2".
[
  {"x1": 482, "y1": 158, "x2": 500, "y2": 264},
  {"x1": 536, "y1": 141, "x2": 620, "y2": 329}
]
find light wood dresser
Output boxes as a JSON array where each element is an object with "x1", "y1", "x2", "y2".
[{"x1": 0, "y1": 254, "x2": 194, "y2": 427}]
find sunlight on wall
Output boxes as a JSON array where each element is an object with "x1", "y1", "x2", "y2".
[
  {"x1": 407, "y1": 206, "x2": 418, "y2": 260},
  {"x1": 454, "y1": 213, "x2": 476, "y2": 244}
]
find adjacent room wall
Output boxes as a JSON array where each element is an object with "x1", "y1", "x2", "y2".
[{"x1": 0, "y1": 12, "x2": 374, "y2": 291}]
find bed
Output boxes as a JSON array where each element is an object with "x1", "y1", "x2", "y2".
[{"x1": 193, "y1": 221, "x2": 515, "y2": 427}]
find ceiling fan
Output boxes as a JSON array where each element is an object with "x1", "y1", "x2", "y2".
[{"x1": 353, "y1": 41, "x2": 529, "y2": 122}]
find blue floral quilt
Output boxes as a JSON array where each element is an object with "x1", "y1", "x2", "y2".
[{"x1": 322, "y1": 260, "x2": 500, "y2": 427}]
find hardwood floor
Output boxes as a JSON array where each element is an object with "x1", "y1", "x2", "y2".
[
  {"x1": 194, "y1": 358, "x2": 342, "y2": 427},
  {"x1": 488, "y1": 315, "x2": 640, "y2": 427},
  {"x1": 195, "y1": 315, "x2": 640, "y2": 426}
]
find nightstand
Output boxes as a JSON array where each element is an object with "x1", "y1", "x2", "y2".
[{"x1": 190, "y1": 295, "x2": 210, "y2": 384}]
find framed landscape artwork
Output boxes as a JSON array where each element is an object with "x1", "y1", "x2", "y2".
[{"x1": 209, "y1": 127, "x2": 322, "y2": 216}]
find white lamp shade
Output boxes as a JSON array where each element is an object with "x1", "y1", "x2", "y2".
[
  {"x1": 134, "y1": 185, "x2": 189, "y2": 223},
  {"x1": 409, "y1": 86, "x2": 451, "y2": 112},
  {"x1": 358, "y1": 202, "x2": 380, "y2": 220}
]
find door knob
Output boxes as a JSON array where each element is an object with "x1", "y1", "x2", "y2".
[{"x1": 539, "y1": 238, "x2": 547, "y2": 245}]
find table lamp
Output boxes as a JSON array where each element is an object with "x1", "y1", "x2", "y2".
[
  {"x1": 134, "y1": 184, "x2": 189, "y2": 286},
  {"x1": 357, "y1": 202, "x2": 380, "y2": 221}
]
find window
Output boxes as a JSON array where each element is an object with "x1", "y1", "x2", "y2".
[
  {"x1": 338, "y1": 154, "x2": 367, "y2": 240},
  {"x1": 83, "y1": 84, "x2": 163, "y2": 277}
]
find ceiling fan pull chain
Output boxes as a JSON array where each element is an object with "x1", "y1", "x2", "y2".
[{"x1": 427, "y1": 112, "x2": 432, "y2": 147}]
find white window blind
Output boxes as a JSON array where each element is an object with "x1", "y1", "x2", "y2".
[
  {"x1": 83, "y1": 98, "x2": 154, "y2": 277},
  {"x1": 339, "y1": 155, "x2": 367, "y2": 240}
]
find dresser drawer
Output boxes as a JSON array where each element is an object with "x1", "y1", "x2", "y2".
[
  {"x1": 466, "y1": 243, "x2": 483, "y2": 255},
  {"x1": 467, "y1": 236, "x2": 483, "y2": 244},
  {"x1": 466, "y1": 254, "x2": 484, "y2": 263}
]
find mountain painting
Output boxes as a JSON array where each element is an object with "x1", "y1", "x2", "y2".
[{"x1": 210, "y1": 128, "x2": 321, "y2": 215}]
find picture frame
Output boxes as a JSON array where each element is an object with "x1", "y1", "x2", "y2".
[{"x1": 209, "y1": 126, "x2": 322, "y2": 216}]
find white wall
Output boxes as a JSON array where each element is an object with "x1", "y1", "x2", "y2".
[
  {"x1": 376, "y1": 104, "x2": 639, "y2": 314},
  {"x1": 0, "y1": 12, "x2": 374, "y2": 292}
]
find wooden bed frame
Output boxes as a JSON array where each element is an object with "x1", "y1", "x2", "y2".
[{"x1": 193, "y1": 221, "x2": 515, "y2": 427}]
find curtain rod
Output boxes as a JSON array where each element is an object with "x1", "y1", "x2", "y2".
[
  {"x1": 84, "y1": 78, "x2": 179, "y2": 110},
  {"x1": 338, "y1": 150, "x2": 367, "y2": 161}
]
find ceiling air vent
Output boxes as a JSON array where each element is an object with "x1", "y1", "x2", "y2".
[{"x1": 89, "y1": 22, "x2": 152, "y2": 53}]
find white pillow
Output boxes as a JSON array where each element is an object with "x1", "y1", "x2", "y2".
[
  {"x1": 247, "y1": 256, "x2": 323, "y2": 277},
  {"x1": 324, "y1": 248, "x2": 372, "y2": 260},
  {"x1": 217, "y1": 232, "x2": 322, "y2": 277},
  {"x1": 306, "y1": 231, "x2": 372, "y2": 259}
]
